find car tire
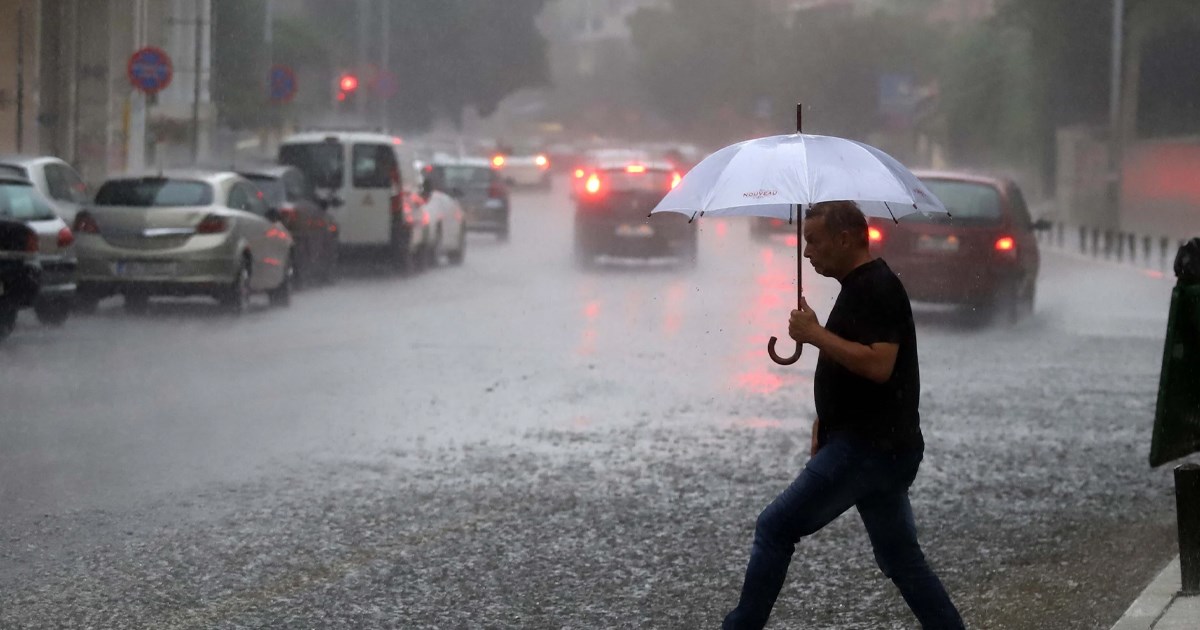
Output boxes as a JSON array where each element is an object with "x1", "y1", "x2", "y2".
[
  {"x1": 0, "y1": 308, "x2": 16, "y2": 342},
  {"x1": 268, "y1": 254, "x2": 294, "y2": 308},
  {"x1": 123, "y1": 292, "x2": 150, "y2": 315},
  {"x1": 447, "y1": 228, "x2": 466, "y2": 265},
  {"x1": 34, "y1": 299, "x2": 72, "y2": 326},
  {"x1": 220, "y1": 257, "x2": 252, "y2": 315}
]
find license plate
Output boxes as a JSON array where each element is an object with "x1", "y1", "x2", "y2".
[
  {"x1": 615, "y1": 224, "x2": 654, "y2": 237},
  {"x1": 916, "y1": 234, "x2": 960, "y2": 253},
  {"x1": 115, "y1": 261, "x2": 177, "y2": 277}
]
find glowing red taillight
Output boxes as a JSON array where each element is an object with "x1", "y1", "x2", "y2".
[
  {"x1": 73, "y1": 212, "x2": 100, "y2": 235},
  {"x1": 277, "y1": 204, "x2": 298, "y2": 226},
  {"x1": 626, "y1": 164, "x2": 646, "y2": 174},
  {"x1": 869, "y1": 226, "x2": 883, "y2": 243},
  {"x1": 670, "y1": 172, "x2": 682, "y2": 189},
  {"x1": 196, "y1": 215, "x2": 229, "y2": 234},
  {"x1": 535, "y1": 154, "x2": 549, "y2": 169},
  {"x1": 574, "y1": 168, "x2": 585, "y2": 179},
  {"x1": 995, "y1": 236, "x2": 1015, "y2": 252},
  {"x1": 492, "y1": 155, "x2": 505, "y2": 168},
  {"x1": 57, "y1": 226, "x2": 75, "y2": 248},
  {"x1": 585, "y1": 173, "x2": 602, "y2": 195}
]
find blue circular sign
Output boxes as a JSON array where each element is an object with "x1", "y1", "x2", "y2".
[
  {"x1": 127, "y1": 47, "x2": 173, "y2": 94},
  {"x1": 269, "y1": 64, "x2": 298, "y2": 103}
]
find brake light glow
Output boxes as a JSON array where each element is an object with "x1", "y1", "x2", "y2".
[
  {"x1": 995, "y1": 236, "x2": 1015, "y2": 251},
  {"x1": 196, "y1": 215, "x2": 229, "y2": 234},
  {"x1": 670, "y1": 172, "x2": 682, "y2": 189},
  {"x1": 574, "y1": 168, "x2": 585, "y2": 179},
  {"x1": 869, "y1": 227, "x2": 883, "y2": 243},
  {"x1": 492, "y1": 155, "x2": 505, "y2": 168},
  {"x1": 57, "y1": 226, "x2": 74, "y2": 248},
  {"x1": 535, "y1": 154, "x2": 549, "y2": 168},
  {"x1": 278, "y1": 204, "x2": 298, "y2": 226},
  {"x1": 73, "y1": 212, "x2": 100, "y2": 235},
  {"x1": 626, "y1": 164, "x2": 646, "y2": 174},
  {"x1": 585, "y1": 173, "x2": 602, "y2": 195}
]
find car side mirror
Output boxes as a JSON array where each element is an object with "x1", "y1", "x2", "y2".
[{"x1": 1032, "y1": 218, "x2": 1052, "y2": 232}]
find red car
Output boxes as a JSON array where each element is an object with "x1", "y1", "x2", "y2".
[{"x1": 870, "y1": 171, "x2": 1049, "y2": 323}]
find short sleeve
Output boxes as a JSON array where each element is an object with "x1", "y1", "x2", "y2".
[{"x1": 856, "y1": 278, "x2": 906, "y2": 346}]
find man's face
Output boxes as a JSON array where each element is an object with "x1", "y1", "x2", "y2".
[{"x1": 803, "y1": 216, "x2": 844, "y2": 278}]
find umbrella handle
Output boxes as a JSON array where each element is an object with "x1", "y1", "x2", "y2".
[{"x1": 767, "y1": 335, "x2": 803, "y2": 365}]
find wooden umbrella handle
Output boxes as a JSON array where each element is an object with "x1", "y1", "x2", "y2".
[{"x1": 767, "y1": 336, "x2": 802, "y2": 365}]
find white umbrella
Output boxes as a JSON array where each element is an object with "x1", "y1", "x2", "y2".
[{"x1": 651, "y1": 109, "x2": 947, "y2": 365}]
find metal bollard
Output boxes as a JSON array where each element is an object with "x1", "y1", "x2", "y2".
[
  {"x1": 1093, "y1": 229, "x2": 1101, "y2": 256},
  {"x1": 1163, "y1": 237, "x2": 1171, "y2": 269},
  {"x1": 1079, "y1": 226, "x2": 1087, "y2": 253},
  {"x1": 1177, "y1": 464, "x2": 1200, "y2": 595},
  {"x1": 1144, "y1": 235, "x2": 1152, "y2": 264},
  {"x1": 1117, "y1": 232, "x2": 1125, "y2": 261}
]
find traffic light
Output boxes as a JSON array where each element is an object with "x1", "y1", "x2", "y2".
[{"x1": 335, "y1": 72, "x2": 359, "y2": 112}]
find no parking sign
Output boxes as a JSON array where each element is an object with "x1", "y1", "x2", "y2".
[{"x1": 127, "y1": 47, "x2": 173, "y2": 94}]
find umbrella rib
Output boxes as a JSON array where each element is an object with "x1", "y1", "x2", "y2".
[{"x1": 885, "y1": 202, "x2": 899, "y2": 224}]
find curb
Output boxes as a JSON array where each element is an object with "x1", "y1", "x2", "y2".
[{"x1": 1110, "y1": 556, "x2": 1180, "y2": 630}]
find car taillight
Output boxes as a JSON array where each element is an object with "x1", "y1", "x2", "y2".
[
  {"x1": 574, "y1": 168, "x2": 585, "y2": 179},
  {"x1": 73, "y1": 212, "x2": 100, "y2": 235},
  {"x1": 492, "y1": 155, "x2": 505, "y2": 168},
  {"x1": 196, "y1": 215, "x2": 229, "y2": 234},
  {"x1": 278, "y1": 204, "x2": 298, "y2": 226},
  {"x1": 585, "y1": 173, "x2": 602, "y2": 195},
  {"x1": 535, "y1": 154, "x2": 549, "y2": 169},
  {"x1": 995, "y1": 236, "x2": 1015, "y2": 252},
  {"x1": 57, "y1": 226, "x2": 75, "y2": 248},
  {"x1": 626, "y1": 164, "x2": 646, "y2": 174},
  {"x1": 670, "y1": 172, "x2": 682, "y2": 190},
  {"x1": 869, "y1": 226, "x2": 883, "y2": 243}
]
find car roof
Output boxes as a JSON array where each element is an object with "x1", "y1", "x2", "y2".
[
  {"x1": 236, "y1": 164, "x2": 298, "y2": 179},
  {"x1": 594, "y1": 159, "x2": 675, "y2": 172},
  {"x1": 282, "y1": 131, "x2": 405, "y2": 146},
  {"x1": 0, "y1": 154, "x2": 69, "y2": 168},
  {"x1": 912, "y1": 169, "x2": 1012, "y2": 188},
  {"x1": 101, "y1": 170, "x2": 239, "y2": 185},
  {"x1": 430, "y1": 154, "x2": 492, "y2": 168}
]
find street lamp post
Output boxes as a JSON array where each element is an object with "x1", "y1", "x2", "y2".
[{"x1": 1107, "y1": 0, "x2": 1125, "y2": 229}]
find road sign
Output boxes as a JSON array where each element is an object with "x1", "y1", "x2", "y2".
[
  {"x1": 127, "y1": 47, "x2": 173, "y2": 95},
  {"x1": 269, "y1": 64, "x2": 298, "y2": 104}
]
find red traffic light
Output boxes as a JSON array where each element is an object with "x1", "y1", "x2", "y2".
[{"x1": 338, "y1": 74, "x2": 359, "y2": 92}]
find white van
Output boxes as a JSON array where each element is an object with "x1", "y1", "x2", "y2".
[{"x1": 279, "y1": 131, "x2": 425, "y2": 270}]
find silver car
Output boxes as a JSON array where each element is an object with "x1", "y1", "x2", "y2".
[
  {"x1": 0, "y1": 154, "x2": 91, "y2": 224},
  {"x1": 74, "y1": 171, "x2": 295, "y2": 314},
  {"x1": 0, "y1": 173, "x2": 77, "y2": 325}
]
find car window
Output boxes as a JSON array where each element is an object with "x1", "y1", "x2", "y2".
[
  {"x1": 352, "y1": 144, "x2": 397, "y2": 189},
  {"x1": 44, "y1": 164, "x2": 74, "y2": 202},
  {"x1": 440, "y1": 166, "x2": 494, "y2": 189},
  {"x1": 1007, "y1": 184, "x2": 1033, "y2": 230},
  {"x1": 228, "y1": 183, "x2": 268, "y2": 216},
  {"x1": 283, "y1": 170, "x2": 309, "y2": 201},
  {"x1": 61, "y1": 165, "x2": 90, "y2": 203},
  {"x1": 915, "y1": 180, "x2": 1003, "y2": 223},
  {"x1": 600, "y1": 167, "x2": 674, "y2": 193},
  {"x1": 280, "y1": 142, "x2": 344, "y2": 189},
  {"x1": 95, "y1": 179, "x2": 214, "y2": 207},
  {"x1": 0, "y1": 182, "x2": 58, "y2": 220},
  {"x1": 246, "y1": 176, "x2": 286, "y2": 208}
]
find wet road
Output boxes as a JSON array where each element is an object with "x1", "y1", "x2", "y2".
[{"x1": 0, "y1": 177, "x2": 1183, "y2": 628}]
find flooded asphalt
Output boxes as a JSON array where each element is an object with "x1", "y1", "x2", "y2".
[{"x1": 0, "y1": 179, "x2": 1186, "y2": 629}]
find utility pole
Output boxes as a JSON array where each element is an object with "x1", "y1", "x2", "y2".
[
  {"x1": 357, "y1": 0, "x2": 370, "y2": 121},
  {"x1": 192, "y1": 0, "x2": 205, "y2": 162},
  {"x1": 1107, "y1": 0, "x2": 1125, "y2": 229},
  {"x1": 15, "y1": 5, "x2": 24, "y2": 152},
  {"x1": 380, "y1": 0, "x2": 390, "y2": 131}
]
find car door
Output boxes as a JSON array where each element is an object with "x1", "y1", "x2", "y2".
[{"x1": 227, "y1": 181, "x2": 287, "y2": 291}]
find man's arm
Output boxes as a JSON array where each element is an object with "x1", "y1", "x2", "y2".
[{"x1": 788, "y1": 297, "x2": 899, "y2": 384}]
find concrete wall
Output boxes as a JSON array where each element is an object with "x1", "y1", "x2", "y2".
[{"x1": 0, "y1": 0, "x2": 41, "y2": 154}]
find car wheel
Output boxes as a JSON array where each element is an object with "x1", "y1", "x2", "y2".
[
  {"x1": 220, "y1": 257, "x2": 252, "y2": 315},
  {"x1": 447, "y1": 227, "x2": 466, "y2": 265},
  {"x1": 0, "y1": 308, "x2": 16, "y2": 342},
  {"x1": 268, "y1": 254, "x2": 294, "y2": 308},
  {"x1": 123, "y1": 292, "x2": 150, "y2": 315},
  {"x1": 34, "y1": 299, "x2": 72, "y2": 326}
]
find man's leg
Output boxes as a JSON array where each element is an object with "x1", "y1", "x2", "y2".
[
  {"x1": 857, "y1": 480, "x2": 964, "y2": 629},
  {"x1": 722, "y1": 440, "x2": 864, "y2": 630}
]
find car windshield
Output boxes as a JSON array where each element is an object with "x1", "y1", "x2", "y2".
[
  {"x1": 439, "y1": 166, "x2": 493, "y2": 189},
  {"x1": 0, "y1": 182, "x2": 57, "y2": 220},
  {"x1": 912, "y1": 179, "x2": 1003, "y2": 223},
  {"x1": 601, "y1": 167, "x2": 672, "y2": 193},
  {"x1": 245, "y1": 176, "x2": 286, "y2": 207},
  {"x1": 280, "y1": 143, "x2": 344, "y2": 189},
  {"x1": 94, "y1": 179, "x2": 214, "y2": 207}
]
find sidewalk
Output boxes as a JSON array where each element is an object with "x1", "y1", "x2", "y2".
[{"x1": 1110, "y1": 556, "x2": 1200, "y2": 630}]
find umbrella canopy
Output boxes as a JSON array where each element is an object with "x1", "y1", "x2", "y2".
[{"x1": 650, "y1": 133, "x2": 947, "y2": 221}]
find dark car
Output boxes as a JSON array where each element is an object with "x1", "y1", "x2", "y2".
[
  {"x1": 0, "y1": 174, "x2": 76, "y2": 325},
  {"x1": 422, "y1": 156, "x2": 510, "y2": 241},
  {"x1": 0, "y1": 216, "x2": 41, "y2": 341},
  {"x1": 573, "y1": 159, "x2": 693, "y2": 268},
  {"x1": 240, "y1": 166, "x2": 340, "y2": 286},
  {"x1": 870, "y1": 171, "x2": 1049, "y2": 323}
]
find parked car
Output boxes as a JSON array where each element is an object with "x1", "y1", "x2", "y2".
[
  {"x1": 0, "y1": 173, "x2": 76, "y2": 325},
  {"x1": 869, "y1": 170, "x2": 1050, "y2": 323},
  {"x1": 491, "y1": 143, "x2": 552, "y2": 189},
  {"x1": 422, "y1": 155, "x2": 507, "y2": 242},
  {"x1": 573, "y1": 159, "x2": 693, "y2": 268},
  {"x1": 0, "y1": 154, "x2": 90, "y2": 223},
  {"x1": 239, "y1": 165, "x2": 340, "y2": 287},
  {"x1": 74, "y1": 171, "x2": 295, "y2": 314},
  {"x1": 279, "y1": 131, "x2": 427, "y2": 273},
  {"x1": 410, "y1": 172, "x2": 467, "y2": 267},
  {"x1": 0, "y1": 216, "x2": 41, "y2": 342}
]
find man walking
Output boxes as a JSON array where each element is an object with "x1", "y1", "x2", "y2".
[{"x1": 722, "y1": 201, "x2": 964, "y2": 629}]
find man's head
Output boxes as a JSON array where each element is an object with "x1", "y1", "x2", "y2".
[{"x1": 803, "y1": 200, "x2": 872, "y2": 280}]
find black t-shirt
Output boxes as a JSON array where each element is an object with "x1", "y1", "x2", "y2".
[{"x1": 814, "y1": 258, "x2": 924, "y2": 453}]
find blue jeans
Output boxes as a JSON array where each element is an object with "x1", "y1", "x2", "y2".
[{"x1": 723, "y1": 436, "x2": 964, "y2": 629}]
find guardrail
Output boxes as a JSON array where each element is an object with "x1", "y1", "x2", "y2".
[{"x1": 1036, "y1": 222, "x2": 1192, "y2": 272}]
